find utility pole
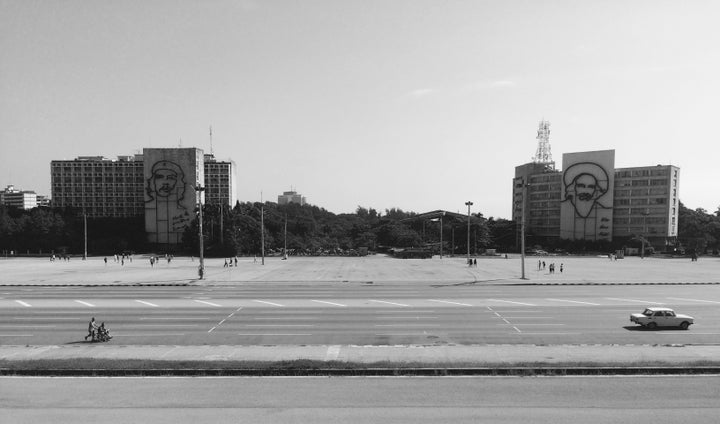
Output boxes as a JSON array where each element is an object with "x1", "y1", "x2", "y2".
[
  {"x1": 83, "y1": 212, "x2": 87, "y2": 260},
  {"x1": 196, "y1": 185, "x2": 205, "y2": 279},
  {"x1": 439, "y1": 213, "x2": 444, "y2": 259},
  {"x1": 465, "y1": 201, "x2": 473, "y2": 264},
  {"x1": 260, "y1": 203, "x2": 265, "y2": 265},
  {"x1": 284, "y1": 213, "x2": 288, "y2": 260},
  {"x1": 521, "y1": 180, "x2": 528, "y2": 279}
]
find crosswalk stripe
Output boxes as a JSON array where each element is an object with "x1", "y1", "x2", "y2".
[
  {"x1": 427, "y1": 299, "x2": 473, "y2": 306},
  {"x1": 253, "y1": 300, "x2": 284, "y2": 307},
  {"x1": 311, "y1": 300, "x2": 347, "y2": 307},
  {"x1": 606, "y1": 297, "x2": 665, "y2": 305},
  {"x1": 14, "y1": 300, "x2": 31, "y2": 307},
  {"x1": 135, "y1": 300, "x2": 159, "y2": 307},
  {"x1": 488, "y1": 299, "x2": 536, "y2": 306},
  {"x1": 193, "y1": 300, "x2": 222, "y2": 307},
  {"x1": 667, "y1": 297, "x2": 720, "y2": 304},
  {"x1": 369, "y1": 300, "x2": 409, "y2": 307},
  {"x1": 74, "y1": 300, "x2": 95, "y2": 307},
  {"x1": 546, "y1": 298, "x2": 600, "y2": 306}
]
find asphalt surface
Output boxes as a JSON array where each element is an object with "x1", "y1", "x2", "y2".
[
  {"x1": 3, "y1": 376, "x2": 720, "y2": 424},
  {"x1": 2, "y1": 255, "x2": 720, "y2": 370}
]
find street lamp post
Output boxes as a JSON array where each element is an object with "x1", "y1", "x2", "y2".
[
  {"x1": 520, "y1": 180, "x2": 528, "y2": 279},
  {"x1": 195, "y1": 185, "x2": 205, "y2": 279},
  {"x1": 465, "y1": 201, "x2": 473, "y2": 264}
]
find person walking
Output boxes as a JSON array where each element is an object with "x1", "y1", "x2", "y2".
[{"x1": 85, "y1": 317, "x2": 97, "y2": 341}]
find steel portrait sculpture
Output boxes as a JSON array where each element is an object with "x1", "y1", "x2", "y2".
[
  {"x1": 561, "y1": 161, "x2": 612, "y2": 240},
  {"x1": 145, "y1": 160, "x2": 192, "y2": 243}
]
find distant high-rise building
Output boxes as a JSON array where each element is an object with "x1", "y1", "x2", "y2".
[
  {"x1": 278, "y1": 190, "x2": 306, "y2": 206},
  {"x1": 50, "y1": 148, "x2": 237, "y2": 245},
  {"x1": 512, "y1": 123, "x2": 679, "y2": 250},
  {"x1": 0, "y1": 185, "x2": 40, "y2": 210}
]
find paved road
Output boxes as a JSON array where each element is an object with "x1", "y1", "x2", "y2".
[
  {"x1": 3, "y1": 376, "x2": 720, "y2": 423},
  {"x1": 2, "y1": 284, "x2": 719, "y2": 346}
]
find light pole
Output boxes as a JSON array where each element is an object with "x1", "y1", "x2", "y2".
[
  {"x1": 83, "y1": 212, "x2": 87, "y2": 260},
  {"x1": 195, "y1": 185, "x2": 205, "y2": 279},
  {"x1": 520, "y1": 180, "x2": 528, "y2": 279},
  {"x1": 465, "y1": 201, "x2": 473, "y2": 263}
]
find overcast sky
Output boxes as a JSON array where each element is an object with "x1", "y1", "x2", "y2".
[{"x1": 2, "y1": 0, "x2": 719, "y2": 219}]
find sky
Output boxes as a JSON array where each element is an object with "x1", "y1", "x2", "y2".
[{"x1": 1, "y1": 0, "x2": 719, "y2": 219}]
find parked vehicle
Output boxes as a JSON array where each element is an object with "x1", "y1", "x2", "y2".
[{"x1": 630, "y1": 307, "x2": 693, "y2": 330}]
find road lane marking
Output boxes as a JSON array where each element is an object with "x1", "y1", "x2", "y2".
[
  {"x1": 14, "y1": 300, "x2": 31, "y2": 307},
  {"x1": 375, "y1": 324, "x2": 441, "y2": 327},
  {"x1": 667, "y1": 297, "x2": 720, "y2": 304},
  {"x1": 488, "y1": 299, "x2": 536, "y2": 306},
  {"x1": 113, "y1": 333, "x2": 186, "y2": 337},
  {"x1": 237, "y1": 333, "x2": 312, "y2": 336},
  {"x1": 193, "y1": 300, "x2": 222, "y2": 307},
  {"x1": 369, "y1": 300, "x2": 409, "y2": 307},
  {"x1": 513, "y1": 326, "x2": 521, "y2": 333},
  {"x1": 606, "y1": 297, "x2": 665, "y2": 305},
  {"x1": 546, "y1": 298, "x2": 600, "y2": 306},
  {"x1": 74, "y1": 300, "x2": 95, "y2": 307},
  {"x1": 209, "y1": 307, "x2": 242, "y2": 333},
  {"x1": 246, "y1": 324, "x2": 314, "y2": 327},
  {"x1": 311, "y1": 300, "x2": 347, "y2": 307},
  {"x1": 427, "y1": 299, "x2": 473, "y2": 306},
  {"x1": 135, "y1": 300, "x2": 159, "y2": 307},
  {"x1": 253, "y1": 300, "x2": 284, "y2": 307},
  {"x1": 375, "y1": 316, "x2": 438, "y2": 319}
]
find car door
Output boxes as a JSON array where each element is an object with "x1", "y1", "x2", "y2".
[
  {"x1": 652, "y1": 311, "x2": 667, "y2": 327},
  {"x1": 664, "y1": 311, "x2": 679, "y2": 327}
]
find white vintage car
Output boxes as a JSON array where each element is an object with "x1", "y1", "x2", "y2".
[{"x1": 630, "y1": 307, "x2": 694, "y2": 330}]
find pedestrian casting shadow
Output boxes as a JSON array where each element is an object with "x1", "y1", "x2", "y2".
[{"x1": 65, "y1": 340, "x2": 103, "y2": 345}]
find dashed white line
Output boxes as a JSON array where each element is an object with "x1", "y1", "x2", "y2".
[
  {"x1": 667, "y1": 297, "x2": 720, "y2": 304},
  {"x1": 253, "y1": 300, "x2": 284, "y2": 307},
  {"x1": 311, "y1": 300, "x2": 347, "y2": 307},
  {"x1": 193, "y1": 299, "x2": 222, "y2": 307},
  {"x1": 546, "y1": 298, "x2": 600, "y2": 306},
  {"x1": 369, "y1": 300, "x2": 409, "y2": 307},
  {"x1": 135, "y1": 300, "x2": 159, "y2": 307},
  {"x1": 14, "y1": 300, "x2": 31, "y2": 307},
  {"x1": 74, "y1": 300, "x2": 95, "y2": 307},
  {"x1": 237, "y1": 333, "x2": 312, "y2": 336},
  {"x1": 427, "y1": 299, "x2": 473, "y2": 306},
  {"x1": 488, "y1": 299, "x2": 536, "y2": 306},
  {"x1": 606, "y1": 297, "x2": 665, "y2": 305}
]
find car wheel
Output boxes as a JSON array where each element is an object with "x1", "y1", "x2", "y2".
[
  {"x1": 680, "y1": 321, "x2": 690, "y2": 330},
  {"x1": 646, "y1": 322, "x2": 657, "y2": 330}
]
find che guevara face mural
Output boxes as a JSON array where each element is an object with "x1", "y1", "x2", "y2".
[
  {"x1": 144, "y1": 149, "x2": 201, "y2": 245},
  {"x1": 560, "y1": 151, "x2": 614, "y2": 241}
]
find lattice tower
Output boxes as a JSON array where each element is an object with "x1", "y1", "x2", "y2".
[{"x1": 532, "y1": 120, "x2": 553, "y2": 164}]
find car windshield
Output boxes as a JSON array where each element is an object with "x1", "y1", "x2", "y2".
[{"x1": 642, "y1": 309, "x2": 654, "y2": 316}]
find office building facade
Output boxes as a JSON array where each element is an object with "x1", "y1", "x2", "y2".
[
  {"x1": 50, "y1": 148, "x2": 236, "y2": 245},
  {"x1": 513, "y1": 149, "x2": 679, "y2": 249},
  {"x1": 1, "y1": 185, "x2": 40, "y2": 210}
]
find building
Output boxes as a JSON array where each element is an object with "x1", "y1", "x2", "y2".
[
  {"x1": 0, "y1": 185, "x2": 40, "y2": 210},
  {"x1": 50, "y1": 148, "x2": 237, "y2": 245},
  {"x1": 278, "y1": 190, "x2": 306, "y2": 206},
  {"x1": 512, "y1": 122, "x2": 679, "y2": 250},
  {"x1": 50, "y1": 155, "x2": 145, "y2": 218},
  {"x1": 204, "y1": 154, "x2": 237, "y2": 207}
]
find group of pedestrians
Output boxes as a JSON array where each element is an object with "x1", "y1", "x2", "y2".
[
  {"x1": 84, "y1": 317, "x2": 112, "y2": 342},
  {"x1": 223, "y1": 257, "x2": 239, "y2": 267},
  {"x1": 538, "y1": 260, "x2": 563, "y2": 274}
]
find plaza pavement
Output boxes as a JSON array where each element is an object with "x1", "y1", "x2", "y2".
[
  {"x1": 1, "y1": 254, "x2": 719, "y2": 371},
  {"x1": 1, "y1": 253, "x2": 719, "y2": 286}
]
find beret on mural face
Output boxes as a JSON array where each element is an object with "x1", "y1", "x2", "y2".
[{"x1": 563, "y1": 162, "x2": 609, "y2": 193}]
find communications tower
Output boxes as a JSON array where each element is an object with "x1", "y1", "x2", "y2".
[{"x1": 532, "y1": 120, "x2": 554, "y2": 169}]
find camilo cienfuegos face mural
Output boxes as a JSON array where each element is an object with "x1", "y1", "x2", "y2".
[
  {"x1": 560, "y1": 151, "x2": 615, "y2": 241},
  {"x1": 143, "y1": 148, "x2": 203, "y2": 245}
]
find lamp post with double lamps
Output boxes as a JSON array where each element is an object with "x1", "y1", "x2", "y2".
[{"x1": 465, "y1": 201, "x2": 473, "y2": 264}]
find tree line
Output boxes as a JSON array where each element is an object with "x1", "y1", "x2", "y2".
[{"x1": 1, "y1": 201, "x2": 718, "y2": 256}]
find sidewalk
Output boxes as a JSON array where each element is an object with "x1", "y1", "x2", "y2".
[{"x1": 2, "y1": 344, "x2": 719, "y2": 367}]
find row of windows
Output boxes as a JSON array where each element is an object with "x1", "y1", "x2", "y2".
[{"x1": 615, "y1": 168, "x2": 672, "y2": 178}]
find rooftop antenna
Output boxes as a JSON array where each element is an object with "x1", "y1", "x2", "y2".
[
  {"x1": 209, "y1": 126, "x2": 214, "y2": 155},
  {"x1": 532, "y1": 120, "x2": 554, "y2": 170}
]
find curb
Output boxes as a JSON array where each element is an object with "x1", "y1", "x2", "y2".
[{"x1": 4, "y1": 366, "x2": 720, "y2": 377}]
